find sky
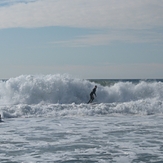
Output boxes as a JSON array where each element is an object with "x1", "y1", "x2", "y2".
[{"x1": 0, "y1": 0, "x2": 163, "y2": 79}]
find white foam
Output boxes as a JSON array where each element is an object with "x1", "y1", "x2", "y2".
[{"x1": 1, "y1": 99, "x2": 163, "y2": 118}]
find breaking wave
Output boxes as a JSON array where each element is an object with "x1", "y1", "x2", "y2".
[{"x1": 0, "y1": 74, "x2": 163, "y2": 118}]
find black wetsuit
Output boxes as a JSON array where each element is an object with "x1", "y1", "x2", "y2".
[{"x1": 88, "y1": 87, "x2": 97, "y2": 103}]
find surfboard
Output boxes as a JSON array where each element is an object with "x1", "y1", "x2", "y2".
[{"x1": 89, "y1": 102, "x2": 97, "y2": 105}]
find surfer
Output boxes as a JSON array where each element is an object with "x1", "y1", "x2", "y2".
[
  {"x1": 87, "y1": 85, "x2": 97, "y2": 104},
  {"x1": 0, "y1": 114, "x2": 2, "y2": 122}
]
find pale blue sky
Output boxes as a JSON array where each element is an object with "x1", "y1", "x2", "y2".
[{"x1": 0, "y1": 0, "x2": 163, "y2": 79}]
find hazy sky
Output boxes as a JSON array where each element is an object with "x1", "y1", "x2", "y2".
[{"x1": 0, "y1": 0, "x2": 163, "y2": 79}]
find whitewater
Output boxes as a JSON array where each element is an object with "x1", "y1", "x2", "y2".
[{"x1": 0, "y1": 74, "x2": 163, "y2": 162}]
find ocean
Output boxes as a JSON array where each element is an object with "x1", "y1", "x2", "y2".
[{"x1": 0, "y1": 74, "x2": 163, "y2": 163}]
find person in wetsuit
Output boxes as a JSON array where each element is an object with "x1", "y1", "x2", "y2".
[
  {"x1": 87, "y1": 85, "x2": 97, "y2": 103},
  {"x1": 0, "y1": 114, "x2": 3, "y2": 122}
]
